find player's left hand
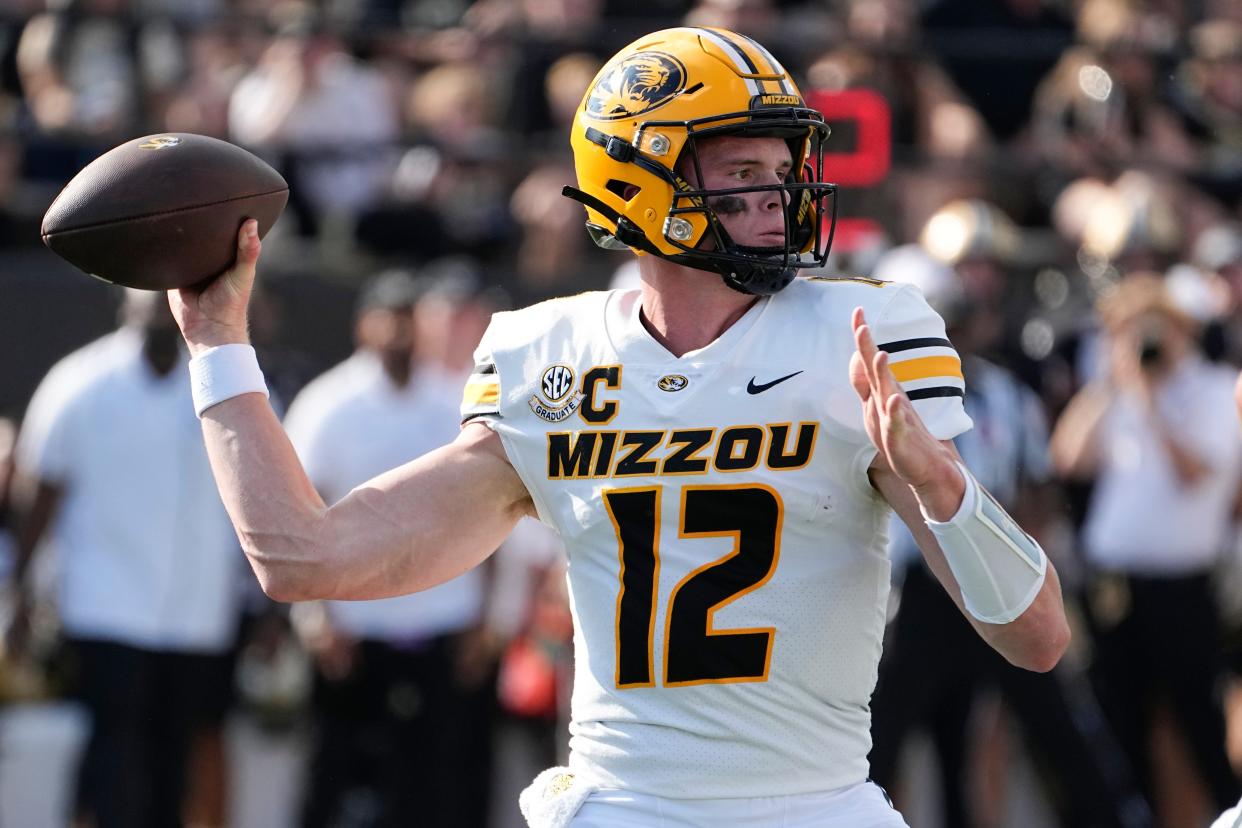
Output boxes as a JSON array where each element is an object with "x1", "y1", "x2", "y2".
[{"x1": 849, "y1": 307, "x2": 957, "y2": 496}]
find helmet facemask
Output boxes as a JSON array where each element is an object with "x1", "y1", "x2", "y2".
[
  {"x1": 566, "y1": 107, "x2": 837, "y2": 296},
  {"x1": 661, "y1": 109, "x2": 837, "y2": 295}
]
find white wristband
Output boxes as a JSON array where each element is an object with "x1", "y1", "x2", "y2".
[
  {"x1": 923, "y1": 462, "x2": 1047, "y2": 625},
  {"x1": 188, "y1": 344, "x2": 269, "y2": 417}
]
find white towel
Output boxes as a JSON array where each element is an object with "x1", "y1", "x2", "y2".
[{"x1": 518, "y1": 767, "x2": 597, "y2": 828}]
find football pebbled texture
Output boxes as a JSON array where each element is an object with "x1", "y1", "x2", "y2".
[{"x1": 41, "y1": 133, "x2": 288, "y2": 291}]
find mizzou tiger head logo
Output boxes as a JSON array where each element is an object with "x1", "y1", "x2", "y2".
[
  {"x1": 138, "y1": 135, "x2": 182, "y2": 150},
  {"x1": 585, "y1": 52, "x2": 687, "y2": 121}
]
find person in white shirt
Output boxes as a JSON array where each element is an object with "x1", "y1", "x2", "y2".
[
  {"x1": 6, "y1": 290, "x2": 242, "y2": 828},
  {"x1": 282, "y1": 270, "x2": 497, "y2": 827},
  {"x1": 1052, "y1": 274, "x2": 1242, "y2": 814},
  {"x1": 169, "y1": 27, "x2": 1069, "y2": 827},
  {"x1": 228, "y1": 18, "x2": 400, "y2": 229},
  {"x1": 870, "y1": 245, "x2": 1152, "y2": 828}
]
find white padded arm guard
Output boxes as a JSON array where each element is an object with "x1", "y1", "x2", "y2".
[{"x1": 923, "y1": 464, "x2": 1047, "y2": 624}]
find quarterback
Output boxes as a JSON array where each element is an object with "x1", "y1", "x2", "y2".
[{"x1": 170, "y1": 28, "x2": 1069, "y2": 827}]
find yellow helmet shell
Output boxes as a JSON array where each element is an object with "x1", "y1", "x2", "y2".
[{"x1": 570, "y1": 27, "x2": 815, "y2": 259}]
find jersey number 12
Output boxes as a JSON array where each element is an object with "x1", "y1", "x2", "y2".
[{"x1": 604, "y1": 484, "x2": 782, "y2": 688}]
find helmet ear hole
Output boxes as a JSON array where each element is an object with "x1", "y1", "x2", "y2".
[{"x1": 606, "y1": 179, "x2": 641, "y2": 201}]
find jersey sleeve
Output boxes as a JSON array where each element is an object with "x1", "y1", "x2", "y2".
[
  {"x1": 871, "y1": 283, "x2": 973, "y2": 441},
  {"x1": 460, "y1": 321, "x2": 503, "y2": 425}
]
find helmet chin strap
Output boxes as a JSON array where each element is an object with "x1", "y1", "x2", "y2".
[
  {"x1": 697, "y1": 256, "x2": 798, "y2": 297},
  {"x1": 561, "y1": 184, "x2": 799, "y2": 296},
  {"x1": 683, "y1": 224, "x2": 799, "y2": 297}
]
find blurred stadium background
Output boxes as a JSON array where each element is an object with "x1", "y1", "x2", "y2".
[{"x1": 0, "y1": 0, "x2": 1241, "y2": 826}]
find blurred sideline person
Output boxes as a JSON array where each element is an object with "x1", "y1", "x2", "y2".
[
  {"x1": 1052, "y1": 275, "x2": 1242, "y2": 815},
  {"x1": 6, "y1": 290, "x2": 242, "y2": 828},
  {"x1": 282, "y1": 270, "x2": 496, "y2": 827},
  {"x1": 1217, "y1": 256, "x2": 1242, "y2": 828},
  {"x1": 168, "y1": 27, "x2": 1068, "y2": 827},
  {"x1": 412, "y1": 256, "x2": 511, "y2": 396},
  {"x1": 488, "y1": 517, "x2": 573, "y2": 828},
  {"x1": 868, "y1": 245, "x2": 1152, "y2": 828}
]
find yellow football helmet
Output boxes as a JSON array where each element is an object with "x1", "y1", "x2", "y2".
[{"x1": 563, "y1": 27, "x2": 836, "y2": 295}]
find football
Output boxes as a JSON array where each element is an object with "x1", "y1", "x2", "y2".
[{"x1": 40, "y1": 133, "x2": 288, "y2": 291}]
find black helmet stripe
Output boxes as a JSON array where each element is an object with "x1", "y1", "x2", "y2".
[
  {"x1": 691, "y1": 27, "x2": 769, "y2": 94},
  {"x1": 734, "y1": 32, "x2": 794, "y2": 95}
]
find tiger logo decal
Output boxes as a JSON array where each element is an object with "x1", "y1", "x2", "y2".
[{"x1": 585, "y1": 52, "x2": 687, "y2": 121}]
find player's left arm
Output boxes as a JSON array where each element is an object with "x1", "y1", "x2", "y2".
[
  {"x1": 852, "y1": 307, "x2": 1070, "y2": 673},
  {"x1": 872, "y1": 455, "x2": 1069, "y2": 673}
]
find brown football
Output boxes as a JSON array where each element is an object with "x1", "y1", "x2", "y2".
[{"x1": 41, "y1": 133, "x2": 288, "y2": 290}]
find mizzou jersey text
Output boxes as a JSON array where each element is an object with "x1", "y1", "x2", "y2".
[{"x1": 461, "y1": 276, "x2": 972, "y2": 798}]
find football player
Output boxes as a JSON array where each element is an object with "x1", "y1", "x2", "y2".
[{"x1": 169, "y1": 27, "x2": 1069, "y2": 827}]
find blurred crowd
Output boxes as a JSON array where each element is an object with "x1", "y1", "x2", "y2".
[{"x1": 0, "y1": 0, "x2": 1241, "y2": 826}]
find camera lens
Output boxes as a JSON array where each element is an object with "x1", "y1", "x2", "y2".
[{"x1": 1139, "y1": 337, "x2": 1164, "y2": 367}]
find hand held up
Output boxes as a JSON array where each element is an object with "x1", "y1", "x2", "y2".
[
  {"x1": 849, "y1": 307, "x2": 964, "y2": 520},
  {"x1": 168, "y1": 219, "x2": 261, "y2": 357}
]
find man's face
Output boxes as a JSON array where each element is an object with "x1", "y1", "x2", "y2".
[
  {"x1": 682, "y1": 136, "x2": 793, "y2": 249},
  {"x1": 357, "y1": 307, "x2": 415, "y2": 360}
]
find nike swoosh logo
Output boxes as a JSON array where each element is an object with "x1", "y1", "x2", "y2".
[{"x1": 747, "y1": 371, "x2": 803, "y2": 394}]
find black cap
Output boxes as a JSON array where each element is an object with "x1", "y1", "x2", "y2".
[
  {"x1": 356, "y1": 269, "x2": 425, "y2": 315},
  {"x1": 419, "y1": 257, "x2": 513, "y2": 311}
]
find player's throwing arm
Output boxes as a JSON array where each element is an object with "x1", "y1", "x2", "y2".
[{"x1": 168, "y1": 222, "x2": 534, "y2": 603}]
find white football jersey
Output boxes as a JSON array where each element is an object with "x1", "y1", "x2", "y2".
[{"x1": 462, "y1": 276, "x2": 971, "y2": 798}]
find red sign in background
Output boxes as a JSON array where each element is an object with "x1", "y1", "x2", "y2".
[{"x1": 805, "y1": 88, "x2": 892, "y2": 252}]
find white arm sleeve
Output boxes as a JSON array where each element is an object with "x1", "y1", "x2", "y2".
[{"x1": 924, "y1": 463, "x2": 1048, "y2": 624}]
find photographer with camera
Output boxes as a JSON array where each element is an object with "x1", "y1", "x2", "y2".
[{"x1": 1052, "y1": 274, "x2": 1242, "y2": 815}]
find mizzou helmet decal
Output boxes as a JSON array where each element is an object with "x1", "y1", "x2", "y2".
[{"x1": 585, "y1": 52, "x2": 688, "y2": 121}]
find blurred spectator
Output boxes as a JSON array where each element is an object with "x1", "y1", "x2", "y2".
[
  {"x1": 229, "y1": 17, "x2": 400, "y2": 233},
  {"x1": 509, "y1": 162, "x2": 607, "y2": 297},
  {"x1": 15, "y1": 2, "x2": 139, "y2": 137},
  {"x1": 282, "y1": 269, "x2": 498, "y2": 827},
  {"x1": 1051, "y1": 274, "x2": 1242, "y2": 817},
  {"x1": 487, "y1": 517, "x2": 571, "y2": 828},
  {"x1": 920, "y1": 0, "x2": 1075, "y2": 142},
  {"x1": 397, "y1": 63, "x2": 515, "y2": 257},
  {"x1": 404, "y1": 59, "x2": 499, "y2": 150},
  {"x1": 1193, "y1": 221, "x2": 1242, "y2": 361},
  {"x1": 1172, "y1": 19, "x2": 1242, "y2": 200},
  {"x1": 5, "y1": 289, "x2": 243, "y2": 828},
  {"x1": 918, "y1": 198, "x2": 1034, "y2": 374},
  {"x1": 1028, "y1": 0, "x2": 1197, "y2": 176},
  {"x1": 160, "y1": 22, "x2": 248, "y2": 137},
  {"x1": 807, "y1": 0, "x2": 992, "y2": 163},
  {"x1": 413, "y1": 256, "x2": 511, "y2": 388},
  {"x1": 869, "y1": 244, "x2": 1152, "y2": 828},
  {"x1": 523, "y1": 49, "x2": 598, "y2": 151},
  {"x1": 1081, "y1": 171, "x2": 1185, "y2": 275}
]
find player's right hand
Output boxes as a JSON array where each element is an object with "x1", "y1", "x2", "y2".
[{"x1": 168, "y1": 219, "x2": 260, "y2": 357}]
